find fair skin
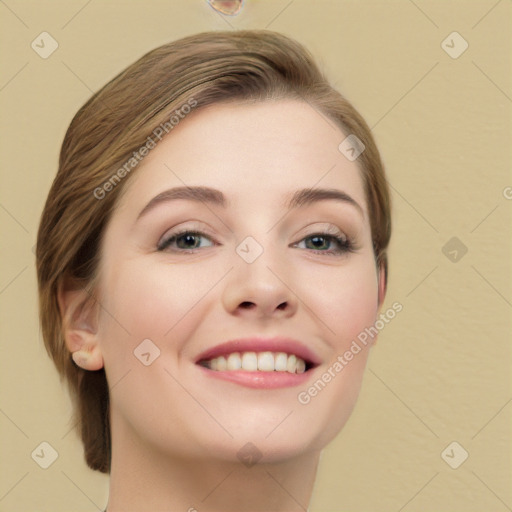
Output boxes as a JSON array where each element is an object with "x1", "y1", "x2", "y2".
[{"x1": 61, "y1": 99, "x2": 386, "y2": 511}]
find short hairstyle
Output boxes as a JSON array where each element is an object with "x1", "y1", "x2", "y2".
[{"x1": 36, "y1": 30, "x2": 391, "y2": 473}]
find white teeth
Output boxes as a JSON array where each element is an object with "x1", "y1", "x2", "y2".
[
  {"x1": 203, "y1": 351, "x2": 308, "y2": 374},
  {"x1": 258, "y1": 352, "x2": 274, "y2": 371},
  {"x1": 216, "y1": 356, "x2": 227, "y2": 371},
  {"x1": 286, "y1": 354, "x2": 297, "y2": 373},
  {"x1": 226, "y1": 352, "x2": 242, "y2": 370},
  {"x1": 274, "y1": 352, "x2": 288, "y2": 371},
  {"x1": 241, "y1": 352, "x2": 258, "y2": 371}
]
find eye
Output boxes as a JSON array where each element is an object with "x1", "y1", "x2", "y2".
[
  {"x1": 294, "y1": 231, "x2": 354, "y2": 255},
  {"x1": 157, "y1": 230, "x2": 215, "y2": 252}
]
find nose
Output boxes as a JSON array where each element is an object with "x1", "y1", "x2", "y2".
[{"x1": 221, "y1": 245, "x2": 298, "y2": 320}]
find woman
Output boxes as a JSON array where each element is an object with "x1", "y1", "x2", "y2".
[{"x1": 36, "y1": 29, "x2": 391, "y2": 511}]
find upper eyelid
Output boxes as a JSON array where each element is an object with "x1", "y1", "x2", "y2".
[{"x1": 159, "y1": 222, "x2": 215, "y2": 240}]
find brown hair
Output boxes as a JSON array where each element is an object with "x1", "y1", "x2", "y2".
[{"x1": 36, "y1": 30, "x2": 391, "y2": 474}]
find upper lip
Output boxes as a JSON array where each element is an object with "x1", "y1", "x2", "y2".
[{"x1": 194, "y1": 337, "x2": 322, "y2": 367}]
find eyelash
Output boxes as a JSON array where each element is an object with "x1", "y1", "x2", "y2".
[{"x1": 157, "y1": 228, "x2": 355, "y2": 256}]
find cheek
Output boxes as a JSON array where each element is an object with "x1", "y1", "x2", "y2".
[
  {"x1": 97, "y1": 257, "x2": 225, "y2": 361},
  {"x1": 302, "y1": 255, "x2": 379, "y2": 346}
]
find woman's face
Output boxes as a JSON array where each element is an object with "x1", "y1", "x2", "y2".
[{"x1": 96, "y1": 99, "x2": 381, "y2": 463}]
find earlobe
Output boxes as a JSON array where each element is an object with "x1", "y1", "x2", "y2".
[
  {"x1": 58, "y1": 280, "x2": 104, "y2": 371},
  {"x1": 71, "y1": 344, "x2": 104, "y2": 371}
]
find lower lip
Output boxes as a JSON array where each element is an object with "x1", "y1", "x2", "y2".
[{"x1": 197, "y1": 366, "x2": 313, "y2": 389}]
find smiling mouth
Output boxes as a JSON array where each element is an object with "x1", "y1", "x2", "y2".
[{"x1": 197, "y1": 351, "x2": 315, "y2": 373}]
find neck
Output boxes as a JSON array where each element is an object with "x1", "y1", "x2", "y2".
[{"x1": 105, "y1": 424, "x2": 321, "y2": 512}]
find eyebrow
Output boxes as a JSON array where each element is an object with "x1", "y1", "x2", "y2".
[{"x1": 136, "y1": 185, "x2": 364, "y2": 220}]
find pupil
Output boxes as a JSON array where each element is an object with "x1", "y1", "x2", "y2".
[
  {"x1": 179, "y1": 234, "x2": 198, "y2": 248},
  {"x1": 310, "y1": 236, "x2": 327, "y2": 249}
]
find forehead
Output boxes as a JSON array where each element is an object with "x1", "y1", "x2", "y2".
[{"x1": 117, "y1": 100, "x2": 367, "y2": 216}]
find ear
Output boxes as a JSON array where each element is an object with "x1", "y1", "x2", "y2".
[
  {"x1": 377, "y1": 261, "x2": 387, "y2": 310},
  {"x1": 57, "y1": 280, "x2": 104, "y2": 371}
]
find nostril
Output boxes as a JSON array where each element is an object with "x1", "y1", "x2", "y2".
[
  {"x1": 276, "y1": 302, "x2": 287, "y2": 310},
  {"x1": 240, "y1": 301, "x2": 255, "y2": 309}
]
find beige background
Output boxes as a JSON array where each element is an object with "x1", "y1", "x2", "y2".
[{"x1": 1, "y1": 0, "x2": 511, "y2": 510}]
